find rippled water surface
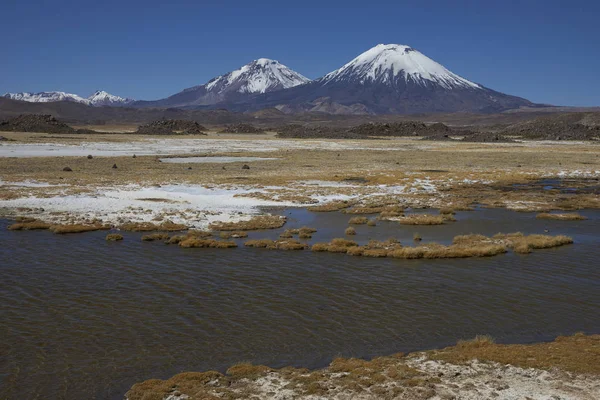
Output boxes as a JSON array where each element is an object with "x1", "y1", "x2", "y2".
[{"x1": 1, "y1": 208, "x2": 599, "y2": 399}]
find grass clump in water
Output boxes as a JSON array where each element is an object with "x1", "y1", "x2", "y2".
[
  {"x1": 244, "y1": 239, "x2": 308, "y2": 250},
  {"x1": 311, "y1": 238, "x2": 359, "y2": 253},
  {"x1": 8, "y1": 218, "x2": 52, "y2": 230},
  {"x1": 345, "y1": 227, "x2": 356, "y2": 235},
  {"x1": 536, "y1": 212, "x2": 587, "y2": 221},
  {"x1": 119, "y1": 220, "x2": 187, "y2": 232},
  {"x1": 209, "y1": 215, "x2": 286, "y2": 231},
  {"x1": 219, "y1": 231, "x2": 248, "y2": 239},
  {"x1": 397, "y1": 214, "x2": 446, "y2": 225},
  {"x1": 141, "y1": 233, "x2": 170, "y2": 241},
  {"x1": 179, "y1": 238, "x2": 237, "y2": 248},
  {"x1": 348, "y1": 216, "x2": 368, "y2": 225},
  {"x1": 105, "y1": 233, "x2": 123, "y2": 241},
  {"x1": 49, "y1": 223, "x2": 109, "y2": 234}
]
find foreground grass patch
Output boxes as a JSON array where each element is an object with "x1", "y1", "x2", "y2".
[
  {"x1": 126, "y1": 333, "x2": 600, "y2": 400},
  {"x1": 430, "y1": 332, "x2": 600, "y2": 375}
]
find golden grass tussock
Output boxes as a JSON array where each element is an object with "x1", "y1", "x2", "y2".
[
  {"x1": 438, "y1": 207, "x2": 456, "y2": 215},
  {"x1": 536, "y1": 212, "x2": 587, "y2": 221},
  {"x1": 366, "y1": 219, "x2": 377, "y2": 226},
  {"x1": 279, "y1": 229, "x2": 294, "y2": 238},
  {"x1": 141, "y1": 233, "x2": 170, "y2": 241},
  {"x1": 49, "y1": 224, "x2": 109, "y2": 234},
  {"x1": 311, "y1": 238, "x2": 360, "y2": 253},
  {"x1": 219, "y1": 231, "x2": 248, "y2": 239},
  {"x1": 209, "y1": 215, "x2": 286, "y2": 231},
  {"x1": 430, "y1": 332, "x2": 600, "y2": 375},
  {"x1": 345, "y1": 226, "x2": 356, "y2": 235},
  {"x1": 307, "y1": 201, "x2": 353, "y2": 212},
  {"x1": 8, "y1": 219, "x2": 52, "y2": 230},
  {"x1": 397, "y1": 214, "x2": 446, "y2": 225},
  {"x1": 226, "y1": 363, "x2": 273, "y2": 380},
  {"x1": 348, "y1": 216, "x2": 369, "y2": 225},
  {"x1": 179, "y1": 238, "x2": 237, "y2": 248},
  {"x1": 119, "y1": 220, "x2": 187, "y2": 232},
  {"x1": 244, "y1": 239, "x2": 308, "y2": 250},
  {"x1": 388, "y1": 243, "x2": 508, "y2": 259},
  {"x1": 377, "y1": 209, "x2": 405, "y2": 221},
  {"x1": 105, "y1": 233, "x2": 123, "y2": 241},
  {"x1": 165, "y1": 235, "x2": 187, "y2": 244},
  {"x1": 413, "y1": 232, "x2": 422, "y2": 242},
  {"x1": 492, "y1": 232, "x2": 573, "y2": 254}
]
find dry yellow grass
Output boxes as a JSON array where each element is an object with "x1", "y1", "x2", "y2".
[
  {"x1": 105, "y1": 233, "x2": 123, "y2": 241},
  {"x1": 7, "y1": 219, "x2": 52, "y2": 230},
  {"x1": 219, "y1": 231, "x2": 248, "y2": 239},
  {"x1": 430, "y1": 333, "x2": 600, "y2": 375},
  {"x1": 366, "y1": 219, "x2": 377, "y2": 226},
  {"x1": 125, "y1": 332, "x2": 600, "y2": 400},
  {"x1": 536, "y1": 212, "x2": 588, "y2": 221},
  {"x1": 345, "y1": 227, "x2": 356, "y2": 235},
  {"x1": 179, "y1": 238, "x2": 237, "y2": 248},
  {"x1": 244, "y1": 239, "x2": 308, "y2": 250},
  {"x1": 141, "y1": 233, "x2": 170, "y2": 241},
  {"x1": 492, "y1": 232, "x2": 573, "y2": 254},
  {"x1": 348, "y1": 216, "x2": 369, "y2": 225},
  {"x1": 49, "y1": 224, "x2": 109, "y2": 234},
  {"x1": 311, "y1": 238, "x2": 359, "y2": 253},
  {"x1": 209, "y1": 215, "x2": 286, "y2": 231},
  {"x1": 397, "y1": 214, "x2": 446, "y2": 225},
  {"x1": 308, "y1": 201, "x2": 353, "y2": 212},
  {"x1": 119, "y1": 221, "x2": 187, "y2": 232}
]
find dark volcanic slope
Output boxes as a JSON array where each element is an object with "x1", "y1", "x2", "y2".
[
  {"x1": 502, "y1": 112, "x2": 600, "y2": 140},
  {"x1": 133, "y1": 58, "x2": 309, "y2": 109}
]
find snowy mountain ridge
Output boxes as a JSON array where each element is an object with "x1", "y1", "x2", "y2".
[
  {"x1": 205, "y1": 58, "x2": 310, "y2": 94},
  {"x1": 3, "y1": 90, "x2": 133, "y2": 106}
]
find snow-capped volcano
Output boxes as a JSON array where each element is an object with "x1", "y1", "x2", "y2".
[
  {"x1": 235, "y1": 43, "x2": 534, "y2": 114},
  {"x1": 133, "y1": 58, "x2": 310, "y2": 108},
  {"x1": 87, "y1": 90, "x2": 133, "y2": 106},
  {"x1": 3, "y1": 90, "x2": 133, "y2": 106},
  {"x1": 206, "y1": 58, "x2": 310, "y2": 94},
  {"x1": 321, "y1": 44, "x2": 481, "y2": 90}
]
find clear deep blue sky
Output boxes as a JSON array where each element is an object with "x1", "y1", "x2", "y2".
[{"x1": 1, "y1": 0, "x2": 598, "y2": 106}]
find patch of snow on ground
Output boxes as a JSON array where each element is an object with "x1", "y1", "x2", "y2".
[{"x1": 0, "y1": 184, "x2": 298, "y2": 229}]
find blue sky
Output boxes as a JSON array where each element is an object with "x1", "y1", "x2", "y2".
[{"x1": 1, "y1": 0, "x2": 598, "y2": 106}]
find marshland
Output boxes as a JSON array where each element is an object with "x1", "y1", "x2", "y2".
[{"x1": 1, "y1": 127, "x2": 599, "y2": 399}]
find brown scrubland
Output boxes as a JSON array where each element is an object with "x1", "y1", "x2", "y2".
[{"x1": 125, "y1": 333, "x2": 600, "y2": 400}]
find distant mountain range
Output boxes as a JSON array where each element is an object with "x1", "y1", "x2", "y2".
[
  {"x1": 3, "y1": 90, "x2": 133, "y2": 107},
  {"x1": 3, "y1": 44, "x2": 538, "y2": 114}
]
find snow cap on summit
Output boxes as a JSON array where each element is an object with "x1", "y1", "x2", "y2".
[{"x1": 322, "y1": 43, "x2": 481, "y2": 90}]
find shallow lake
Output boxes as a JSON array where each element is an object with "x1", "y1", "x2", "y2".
[{"x1": 1, "y1": 208, "x2": 599, "y2": 399}]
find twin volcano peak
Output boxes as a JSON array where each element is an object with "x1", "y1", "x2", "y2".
[
  {"x1": 204, "y1": 57, "x2": 310, "y2": 95},
  {"x1": 321, "y1": 43, "x2": 481, "y2": 90}
]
